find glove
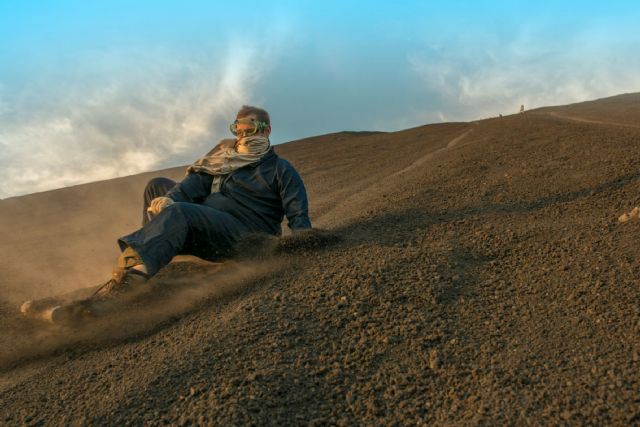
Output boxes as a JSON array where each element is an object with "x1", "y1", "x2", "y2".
[{"x1": 147, "y1": 197, "x2": 174, "y2": 215}]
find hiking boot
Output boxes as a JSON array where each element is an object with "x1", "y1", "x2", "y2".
[
  {"x1": 20, "y1": 296, "x2": 66, "y2": 316},
  {"x1": 49, "y1": 269, "x2": 150, "y2": 324},
  {"x1": 20, "y1": 296, "x2": 69, "y2": 323}
]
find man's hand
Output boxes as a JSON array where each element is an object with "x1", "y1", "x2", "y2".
[{"x1": 147, "y1": 197, "x2": 174, "y2": 215}]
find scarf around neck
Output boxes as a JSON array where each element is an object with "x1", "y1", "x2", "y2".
[{"x1": 187, "y1": 135, "x2": 271, "y2": 193}]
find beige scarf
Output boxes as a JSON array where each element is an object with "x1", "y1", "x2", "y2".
[{"x1": 187, "y1": 135, "x2": 271, "y2": 192}]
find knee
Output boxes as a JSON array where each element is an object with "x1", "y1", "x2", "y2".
[
  {"x1": 163, "y1": 201, "x2": 191, "y2": 215},
  {"x1": 157, "y1": 202, "x2": 198, "y2": 225},
  {"x1": 144, "y1": 177, "x2": 175, "y2": 198}
]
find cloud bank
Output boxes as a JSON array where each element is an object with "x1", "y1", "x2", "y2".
[
  {"x1": 0, "y1": 32, "x2": 287, "y2": 199},
  {"x1": 2, "y1": 5, "x2": 640, "y2": 199},
  {"x1": 408, "y1": 25, "x2": 640, "y2": 122}
]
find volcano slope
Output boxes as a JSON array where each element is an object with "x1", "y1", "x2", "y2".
[{"x1": 1, "y1": 94, "x2": 640, "y2": 425}]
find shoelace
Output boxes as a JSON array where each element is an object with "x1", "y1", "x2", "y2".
[
  {"x1": 91, "y1": 279, "x2": 120, "y2": 298},
  {"x1": 91, "y1": 269, "x2": 149, "y2": 298}
]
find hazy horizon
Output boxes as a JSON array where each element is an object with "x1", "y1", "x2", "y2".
[{"x1": 2, "y1": 1, "x2": 640, "y2": 199}]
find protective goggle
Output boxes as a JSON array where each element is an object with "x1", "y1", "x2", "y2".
[{"x1": 229, "y1": 118, "x2": 269, "y2": 137}]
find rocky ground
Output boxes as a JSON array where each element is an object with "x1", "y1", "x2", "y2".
[{"x1": 1, "y1": 93, "x2": 639, "y2": 425}]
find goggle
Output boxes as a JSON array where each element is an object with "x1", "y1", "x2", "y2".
[{"x1": 229, "y1": 118, "x2": 269, "y2": 137}]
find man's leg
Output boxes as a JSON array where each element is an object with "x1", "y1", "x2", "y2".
[
  {"x1": 44, "y1": 202, "x2": 249, "y2": 323},
  {"x1": 119, "y1": 202, "x2": 250, "y2": 277},
  {"x1": 142, "y1": 177, "x2": 176, "y2": 225}
]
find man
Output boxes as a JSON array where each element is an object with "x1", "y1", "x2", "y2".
[{"x1": 41, "y1": 105, "x2": 312, "y2": 322}]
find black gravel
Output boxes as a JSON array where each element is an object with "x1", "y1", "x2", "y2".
[{"x1": 1, "y1": 95, "x2": 640, "y2": 425}]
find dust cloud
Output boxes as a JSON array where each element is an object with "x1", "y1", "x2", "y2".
[
  {"x1": 0, "y1": 167, "x2": 185, "y2": 305},
  {"x1": 0, "y1": 257, "x2": 285, "y2": 372},
  {"x1": 0, "y1": 191, "x2": 337, "y2": 373}
]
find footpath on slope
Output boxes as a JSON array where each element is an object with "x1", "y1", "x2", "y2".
[
  {"x1": 532, "y1": 110, "x2": 640, "y2": 129},
  {"x1": 314, "y1": 124, "x2": 475, "y2": 230}
]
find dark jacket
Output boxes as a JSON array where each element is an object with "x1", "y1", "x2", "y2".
[{"x1": 165, "y1": 149, "x2": 311, "y2": 235}]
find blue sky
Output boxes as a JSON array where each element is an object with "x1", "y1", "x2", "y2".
[{"x1": 1, "y1": 1, "x2": 640, "y2": 198}]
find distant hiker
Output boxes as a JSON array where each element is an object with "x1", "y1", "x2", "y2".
[
  {"x1": 520, "y1": 105, "x2": 525, "y2": 113},
  {"x1": 499, "y1": 114, "x2": 503, "y2": 118},
  {"x1": 46, "y1": 105, "x2": 312, "y2": 322}
]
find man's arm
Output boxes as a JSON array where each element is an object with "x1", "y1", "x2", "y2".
[
  {"x1": 277, "y1": 161, "x2": 312, "y2": 231},
  {"x1": 165, "y1": 172, "x2": 213, "y2": 203}
]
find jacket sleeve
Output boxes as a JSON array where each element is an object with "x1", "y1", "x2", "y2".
[
  {"x1": 165, "y1": 172, "x2": 213, "y2": 203},
  {"x1": 277, "y1": 161, "x2": 312, "y2": 231}
]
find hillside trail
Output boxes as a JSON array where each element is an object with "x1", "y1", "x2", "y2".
[
  {"x1": 535, "y1": 110, "x2": 640, "y2": 129},
  {"x1": 392, "y1": 128, "x2": 473, "y2": 177},
  {"x1": 314, "y1": 126, "x2": 475, "y2": 229}
]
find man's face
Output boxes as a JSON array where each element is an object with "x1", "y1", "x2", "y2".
[{"x1": 231, "y1": 114, "x2": 271, "y2": 139}]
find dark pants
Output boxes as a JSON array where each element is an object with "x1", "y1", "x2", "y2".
[{"x1": 118, "y1": 177, "x2": 251, "y2": 276}]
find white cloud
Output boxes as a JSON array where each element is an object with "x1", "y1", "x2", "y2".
[
  {"x1": 0, "y1": 25, "x2": 292, "y2": 199},
  {"x1": 408, "y1": 26, "x2": 640, "y2": 121}
]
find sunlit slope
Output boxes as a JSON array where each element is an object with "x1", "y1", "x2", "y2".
[
  {"x1": 532, "y1": 92, "x2": 640, "y2": 127},
  {"x1": 0, "y1": 123, "x2": 470, "y2": 303}
]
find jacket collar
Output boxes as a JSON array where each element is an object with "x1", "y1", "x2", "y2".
[{"x1": 247, "y1": 147, "x2": 277, "y2": 168}]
